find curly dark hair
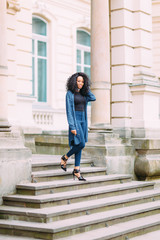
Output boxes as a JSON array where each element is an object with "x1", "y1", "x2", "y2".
[{"x1": 66, "y1": 72, "x2": 90, "y2": 96}]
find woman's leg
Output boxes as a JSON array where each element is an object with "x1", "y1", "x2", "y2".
[
  {"x1": 74, "y1": 120, "x2": 86, "y2": 165},
  {"x1": 60, "y1": 127, "x2": 85, "y2": 172},
  {"x1": 73, "y1": 120, "x2": 86, "y2": 180},
  {"x1": 66, "y1": 141, "x2": 84, "y2": 158},
  {"x1": 75, "y1": 149, "x2": 82, "y2": 167},
  {"x1": 61, "y1": 111, "x2": 86, "y2": 175}
]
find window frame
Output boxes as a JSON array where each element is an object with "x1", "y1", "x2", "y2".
[
  {"x1": 76, "y1": 29, "x2": 91, "y2": 76},
  {"x1": 32, "y1": 15, "x2": 48, "y2": 103}
]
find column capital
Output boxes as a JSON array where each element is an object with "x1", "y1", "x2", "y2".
[{"x1": 7, "y1": 0, "x2": 21, "y2": 13}]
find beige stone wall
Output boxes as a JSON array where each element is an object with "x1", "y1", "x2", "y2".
[
  {"x1": 4, "y1": 0, "x2": 160, "y2": 133},
  {"x1": 32, "y1": 0, "x2": 90, "y2": 130},
  {"x1": 6, "y1": 0, "x2": 34, "y2": 127},
  {"x1": 6, "y1": 0, "x2": 90, "y2": 131}
]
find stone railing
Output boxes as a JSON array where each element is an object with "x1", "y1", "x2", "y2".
[
  {"x1": 33, "y1": 106, "x2": 54, "y2": 130},
  {"x1": 33, "y1": 111, "x2": 53, "y2": 125}
]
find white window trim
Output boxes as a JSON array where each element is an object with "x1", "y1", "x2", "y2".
[
  {"x1": 76, "y1": 29, "x2": 91, "y2": 107},
  {"x1": 77, "y1": 44, "x2": 91, "y2": 71},
  {"x1": 32, "y1": 15, "x2": 48, "y2": 103},
  {"x1": 76, "y1": 30, "x2": 91, "y2": 73}
]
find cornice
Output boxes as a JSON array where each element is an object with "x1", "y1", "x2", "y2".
[{"x1": 34, "y1": 0, "x2": 90, "y2": 15}]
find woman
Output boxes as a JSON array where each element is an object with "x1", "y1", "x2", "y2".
[{"x1": 60, "y1": 72, "x2": 96, "y2": 181}]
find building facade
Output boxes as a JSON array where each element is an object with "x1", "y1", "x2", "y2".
[
  {"x1": 5, "y1": 0, "x2": 91, "y2": 132},
  {"x1": 1, "y1": 0, "x2": 160, "y2": 134},
  {"x1": 1, "y1": 0, "x2": 160, "y2": 200}
]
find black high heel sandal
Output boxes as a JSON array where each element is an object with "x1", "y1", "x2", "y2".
[
  {"x1": 72, "y1": 169, "x2": 86, "y2": 181},
  {"x1": 60, "y1": 155, "x2": 68, "y2": 172}
]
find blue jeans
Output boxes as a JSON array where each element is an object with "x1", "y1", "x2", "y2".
[{"x1": 66, "y1": 111, "x2": 86, "y2": 167}]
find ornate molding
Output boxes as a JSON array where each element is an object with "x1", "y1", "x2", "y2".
[
  {"x1": 33, "y1": 0, "x2": 48, "y2": 13},
  {"x1": 7, "y1": 0, "x2": 21, "y2": 13},
  {"x1": 82, "y1": 16, "x2": 90, "y2": 29}
]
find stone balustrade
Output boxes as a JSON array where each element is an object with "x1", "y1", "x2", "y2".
[{"x1": 33, "y1": 109, "x2": 54, "y2": 129}]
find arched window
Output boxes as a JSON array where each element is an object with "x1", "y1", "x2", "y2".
[
  {"x1": 32, "y1": 16, "x2": 48, "y2": 102},
  {"x1": 76, "y1": 30, "x2": 91, "y2": 77}
]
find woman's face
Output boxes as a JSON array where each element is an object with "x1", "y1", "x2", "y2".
[{"x1": 76, "y1": 76, "x2": 84, "y2": 90}]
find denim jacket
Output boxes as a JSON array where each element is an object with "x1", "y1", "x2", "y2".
[{"x1": 66, "y1": 90, "x2": 96, "y2": 146}]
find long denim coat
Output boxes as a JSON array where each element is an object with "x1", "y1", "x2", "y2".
[{"x1": 66, "y1": 90, "x2": 96, "y2": 146}]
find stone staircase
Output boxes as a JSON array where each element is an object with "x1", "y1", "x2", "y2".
[{"x1": 0, "y1": 154, "x2": 160, "y2": 239}]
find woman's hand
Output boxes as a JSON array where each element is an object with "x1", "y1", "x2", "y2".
[{"x1": 71, "y1": 130, "x2": 77, "y2": 135}]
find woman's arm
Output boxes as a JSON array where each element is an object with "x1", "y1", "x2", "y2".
[
  {"x1": 66, "y1": 92, "x2": 76, "y2": 131},
  {"x1": 86, "y1": 90, "x2": 96, "y2": 102}
]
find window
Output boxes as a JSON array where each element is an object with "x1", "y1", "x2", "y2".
[
  {"x1": 76, "y1": 30, "x2": 91, "y2": 78},
  {"x1": 32, "y1": 16, "x2": 48, "y2": 102}
]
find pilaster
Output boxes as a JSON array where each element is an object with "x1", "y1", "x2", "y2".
[
  {"x1": 130, "y1": 0, "x2": 160, "y2": 137},
  {"x1": 130, "y1": 0, "x2": 160, "y2": 182},
  {"x1": 152, "y1": 1, "x2": 160, "y2": 78},
  {"x1": 110, "y1": 0, "x2": 159, "y2": 139},
  {"x1": 0, "y1": 0, "x2": 32, "y2": 205},
  {"x1": 111, "y1": 0, "x2": 134, "y2": 138},
  {"x1": 0, "y1": 0, "x2": 10, "y2": 131},
  {"x1": 130, "y1": 73, "x2": 160, "y2": 138}
]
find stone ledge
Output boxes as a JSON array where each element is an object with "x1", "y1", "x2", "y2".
[{"x1": 132, "y1": 138, "x2": 160, "y2": 149}]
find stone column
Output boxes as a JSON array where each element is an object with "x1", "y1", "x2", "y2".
[
  {"x1": 90, "y1": 0, "x2": 111, "y2": 130},
  {"x1": 87, "y1": 0, "x2": 135, "y2": 176},
  {"x1": 0, "y1": 0, "x2": 10, "y2": 131}
]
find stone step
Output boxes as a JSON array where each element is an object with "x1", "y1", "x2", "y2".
[
  {"x1": 130, "y1": 230, "x2": 160, "y2": 240},
  {"x1": 0, "y1": 235, "x2": 41, "y2": 240},
  {"x1": 32, "y1": 155, "x2": 92, "y2": 171},
  {"x1": 1, "y1": 189, "x2": 160, "y2": 223},
  {"x1": 3, "y1": 181, "x2": 154, "y2": 208},
  {"x1": 58, "y1": 213, "x2": 160, "y2": 240},
  {"x1": 31, "y1": 167, "x2": 106, "y2": 182},
  {"x1": 16, "y1": 174, "x2": 132, "y2": 195},
  {"x1": 0, "y1": 204, "x2": 160, "y2": 239}
]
